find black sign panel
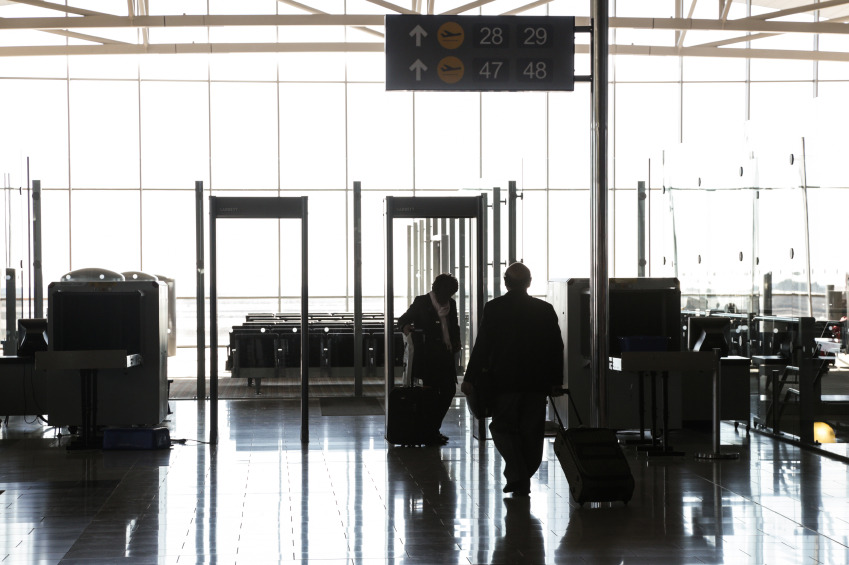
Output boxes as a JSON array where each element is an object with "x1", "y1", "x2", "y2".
[{"x1": 385, "y1": 15, "x2": 575, "y2": 92}]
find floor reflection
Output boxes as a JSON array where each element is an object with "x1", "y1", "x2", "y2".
[{"x1": 1, "y1": 397, "x2": 849, "y2": 564}]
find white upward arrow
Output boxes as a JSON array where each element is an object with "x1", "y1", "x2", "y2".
[
  {"x1": 409, "y1": 59, "x2": 427, "y2": 81},
  {"x1": 409, "y1": 25, "x2": 427, "y2": 47}
]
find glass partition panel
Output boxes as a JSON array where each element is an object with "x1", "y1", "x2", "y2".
[
  {"x1": 756, "y1": 186, "x2": 809, "y2": 318},
  {"x1": 662, "y1": 140, "x2": 834, "y2": 321}
]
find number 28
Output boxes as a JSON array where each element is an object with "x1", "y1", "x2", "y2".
[{"x1": 480, "y1": 27, "x2": 504, "y2": 45}]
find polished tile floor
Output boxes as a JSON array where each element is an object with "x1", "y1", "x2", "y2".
[{"x1": 1, "y1": 397, "x2": 848, "y2": 565}]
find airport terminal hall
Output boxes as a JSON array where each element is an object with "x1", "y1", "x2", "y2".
[{"x1": 4, "y1": 0, "x2": 849, "y2": 564}]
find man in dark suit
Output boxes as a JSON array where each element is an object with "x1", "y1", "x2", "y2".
[
  {"x1": 462, "y1": 263, "x2": 564, "y2": 497},
  {"x1": 398, "y1": 273, "x2": 461, "y2": 445}
]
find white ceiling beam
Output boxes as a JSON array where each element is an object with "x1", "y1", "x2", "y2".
[
  {"x1": 677, "y1": 0, "x2": 699, "y2": 47},
  {"x1": 608, "y1": 16, "x2": 849, "y2": 34},
  {"x1": 427, "y1": 0, "x2": 435, "y2": 15},
  {"x1": 3, "y1": 14, "x2": 849, "y2": 36},
  {"x1": 4, "y1": 41, "x2": 849, "y2": 63},
  {"x1": 0, "y1": 42, "x2": 384, "y2": 56},
  {"x1": 141, "y1": 0, "x2": 149, "y2": 47},
  {"x1": 0, "y1": 14, "x2": 387, "y2": 30},
  {"x1": 3, "y1": 1, "x2": 124, "y2": 47},
  {"x1": 691, "y1": 14, "x2": 849, "y2": 47},
  {"x1": 278, "y1": 0, "x2": 322, "y2": 14},
  {"x1": 695, "y1": 31, "x2": 776, "y2": 47},
  {"x1": 501, "y1": 0, "x2": 554, "y2": 15},
  {"x1": 276, "y1": 1, "x2": 383, "y2": 39},
  {"x1": 741, "y1": 0, "x2": 849, "y2": 21},
  {"x1": 42, "y1": 29, "x2": 130, "y2": 44},
  {"x1": 8, "y1": 0, "x2": 108, "y2": 16},
  {"x1": 720, "y1": 0, "x2": 732, "y2": 21},
  {"x1": 440, "y1": 0, "x2": 496, "y2": 15},
  {"x1": 605, "y1": 43, "x2": 849, "y2": 62},
  {"x1": 361, "y1": 0, "x2": 417, "y2": 14}
]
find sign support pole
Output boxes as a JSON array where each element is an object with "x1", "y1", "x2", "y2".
[
  {"x1": 32, "y1": 180, "x2": 43, "y2": 318},
  {"x1": 590, "y1": 0, "x2": 610, "y2": 428}
]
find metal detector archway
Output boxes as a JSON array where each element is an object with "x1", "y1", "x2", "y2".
[
  {"x1": 209, "y1": 196, "x2": 309, "y2": 445},
  {"x1": 385, "y1": 195, "x2": 487, "y2": 440}
]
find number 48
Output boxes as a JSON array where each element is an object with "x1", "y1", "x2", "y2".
[{"x1": 523, "y1": 61, "x2": 547, "y2": 79}]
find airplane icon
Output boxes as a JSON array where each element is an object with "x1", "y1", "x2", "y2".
[
  {"x1": 440, "y1": 30, "x2": 462, "y2": 39},
  {"x1": 441, "y1": 64, "x2": 462, "y2": 73}
]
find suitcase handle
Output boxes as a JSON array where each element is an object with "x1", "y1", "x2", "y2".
[{"x1": 549, "y1": 389, "x2": 584, "y2": 429}]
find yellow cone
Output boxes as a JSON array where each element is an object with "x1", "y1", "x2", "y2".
[{"x1": 814, "y1": 422, "x2": 836, "y2": 444}]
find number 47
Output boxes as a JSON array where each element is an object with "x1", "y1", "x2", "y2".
[{"x1": 479, "y1": 61, "x2": 503, "y2": 79}]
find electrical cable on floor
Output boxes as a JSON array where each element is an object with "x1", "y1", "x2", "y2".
[{"x1": 170, "y1": 438, "x2": 211, "y2": 445}]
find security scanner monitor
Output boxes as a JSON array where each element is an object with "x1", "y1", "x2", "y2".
[
  {"x1": 688, "y1": 316, "x2": 731, "y2": 355},
  {"x1": 53, "y1": 292, "x2": 142, "y2": 354}
]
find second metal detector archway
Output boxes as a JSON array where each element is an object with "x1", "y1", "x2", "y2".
[
  {"x1": 209, "y1": 196, "x2": 309, "y2": 445},
  {"x1": 384, "y1": 195, "x2": 488, "y2": 440}
]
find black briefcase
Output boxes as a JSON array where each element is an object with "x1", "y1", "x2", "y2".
[
  {"x1": 465, "y1": 368, "x2": 494, "y2": 419},
  {"x1": 550, "y1": 392, "x2": 635, "y2": 506}
]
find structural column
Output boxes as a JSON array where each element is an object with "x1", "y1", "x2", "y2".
[
  {"x1": 353, "y1": 182, "x2": 363, "y2": 397},
  {"x1": 195, "y1": 181, "x2": 206, "y2": 404},
  {"x1": 591, "y1": 0, "x2": 610, "y2": 428},
  {"x1": 637, "y1": 181, "x2": 646, "y2": 277},
  {"x1": 385, "y1": 197, "x2": 396, "y2": 410},
  {"x1": 300, "y1": 196, "x2": 309, "y2": 443},
  {"x1": 209, "y1": 197, "x2": 218, "y2": 444}
]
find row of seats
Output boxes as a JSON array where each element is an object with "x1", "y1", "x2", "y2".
[{"x1": 225, "y1": 313, "x2": 404, "y2": 379}]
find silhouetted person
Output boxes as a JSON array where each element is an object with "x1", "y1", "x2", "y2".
[
  {"x1": 462, "y1": 263, "x2": 564, "y2": 496},
  {"x1": 398, "y1": 273, "x2": 461, "y2": 445}
]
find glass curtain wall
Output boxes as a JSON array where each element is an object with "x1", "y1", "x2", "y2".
[
  {"x1": 663, "y1": 99, "x2": 849, "y2": 322},
  {"x1": 0, "y1": 0, "x2": 840, "y2": 376}
]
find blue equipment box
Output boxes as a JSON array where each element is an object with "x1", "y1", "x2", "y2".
[{"x1": 103, "y1": 427, "x2": 170, "y2": 450}]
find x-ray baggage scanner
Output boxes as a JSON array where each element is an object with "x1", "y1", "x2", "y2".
[
  {"x1": 208, "y1": 196, "x2": 309, "y2": 444},
  {"x1": 384, "y1": 196, "x2": 489, "y2": 441}
]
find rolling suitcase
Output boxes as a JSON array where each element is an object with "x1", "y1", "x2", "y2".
[
  {"x1": 551, "y1": 391, "x2": 635, "y2": 506},
  {"x1": 385, "y1": 385, "x2": 437, "y2": 446},
  {"x1": 386, "y1": 332, "x2": 437, "y2": 446}
]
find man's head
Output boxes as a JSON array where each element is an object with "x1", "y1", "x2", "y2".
[
  {"x1": 504, "y1": 262, "x2": 531, "y2": 291},
  {"x1": 432, "y1": 273, "x2": 459, "y2": 302}
]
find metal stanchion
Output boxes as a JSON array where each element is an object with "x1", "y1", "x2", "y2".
[
  {"x1": 771, "y1": 369, "x2": 782, "y2": 435},
  {"x1": 696, "y1": 349, "x2": 740, "y2": 460}
]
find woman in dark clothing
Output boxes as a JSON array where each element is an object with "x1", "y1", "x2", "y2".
[{"x1": 397, "y1": 273, "x2": 461, "y2": 445}]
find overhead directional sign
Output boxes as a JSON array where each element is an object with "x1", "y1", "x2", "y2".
[{"x1": 385, "y1": 15, "x2": 575, "y2": 92}]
